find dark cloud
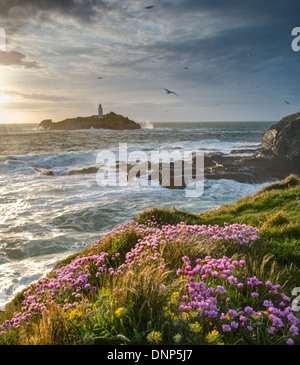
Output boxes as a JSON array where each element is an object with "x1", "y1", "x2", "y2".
[
  {"x1": 123, "y1": 1, "x2": 300, "y2": 89},
  {"x1": 164, "y1": 0, "x2": 300, "y2": 20},
  {"x1": 0, "y1": 50, "x2": 40, "y2": 68},
  {"x1": 0, "y1": 0, "x2": 114, "y2": 24}
]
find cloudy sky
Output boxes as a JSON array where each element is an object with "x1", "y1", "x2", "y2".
[{"x1": 0, "y1": 0, "x2": 300, "y2": 124}]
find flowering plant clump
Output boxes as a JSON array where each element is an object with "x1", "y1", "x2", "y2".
[
  {"x1": 170, "y1": 255, "x2": 299, "y2": 345},
  {"x1": 147, "y1": 330, "x2": 163, "y2": 344},
  {"x1": 1, "y1": 217, "x2": 295, "y2": 346},
  {"x1": 206, "y1": 330, "x2": 224, "y2": 345},
  {"x1": 114, "y1": 221, "x2": 260, "y2": 273}
]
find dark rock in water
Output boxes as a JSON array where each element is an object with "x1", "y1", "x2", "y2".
[
  {"x1": 202, "y1": 155, "x2": 292, "y2": 184},
  {"x1": 39, "y1": 112, "x2": 141, "y2": 131},
  {"x1": 32, "y1": 165, "x2": 55, "y2": 176},
  {"x1": 230, "y1": 148, "x2": 259, "y2": 155},
  {"x1": 68, "y1": 167, "x2": 99, "y2": 175}
]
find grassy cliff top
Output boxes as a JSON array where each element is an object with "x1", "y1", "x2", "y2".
[
  {"x1": 1, "y1": 175, "x2": 299, "y2": 345},
  {"x1": 269, "y1": 111, "x2": 300, "y2": 130}
]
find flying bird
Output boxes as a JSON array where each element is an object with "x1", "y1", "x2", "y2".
[
  {"x1": 144, "y1": 6, "x2": 154, "y2": 9},
  {"x1": 98, "y1": 77, "x2": 103, "y2": 79},
  {"x1": 184, "y1": 67, "x2": 189, "y2": 69},
  {"x1": 284, "y1": 100, "x2": 291, "y2": 104},
  {"x1": 162, "y1": 88, "x2": 179, "y2": 96}
]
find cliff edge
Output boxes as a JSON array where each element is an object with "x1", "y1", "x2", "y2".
[{"x1": 258, "y1": 111, "x2": 300, "y2": 158}]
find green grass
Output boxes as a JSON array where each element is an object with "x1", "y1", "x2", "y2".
[
  {"x1": 137, "y1": 174, "x2": 300, "y2": 274},
  {"x1": 1, "y1": 174, "x2": 299, "y2": 345}
]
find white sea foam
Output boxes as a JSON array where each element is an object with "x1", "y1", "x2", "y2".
[{"x1": 0, "y1": 121, "x2": 271, "y2": 307}]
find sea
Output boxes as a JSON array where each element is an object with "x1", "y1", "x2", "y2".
[{"x1": 0, "y1": 121, "x2": 273, "y2": 308}]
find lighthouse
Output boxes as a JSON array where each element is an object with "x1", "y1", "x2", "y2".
[{"x1": 98, "y1": 104, "x2": 103, "y2": 119}]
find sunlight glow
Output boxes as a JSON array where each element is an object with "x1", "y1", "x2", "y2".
[
  {"x1": 0, "y1": 94, "x2": 9, "y2": 104},
  {"x1": 0, "y1": 83, "x2": 8, "y2": 104}
]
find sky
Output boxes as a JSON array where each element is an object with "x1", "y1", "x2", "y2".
[{"x1": 0, "y1": 0, "x2": 300, "y2": 124}]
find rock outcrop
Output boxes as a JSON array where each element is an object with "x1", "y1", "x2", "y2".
[
  {"x1": 39, "y1": 112, "x2": 141, "y2": 131},
  {"x1": 201, "y1": 111, "x2": 300, "y2": 183},
  {"x1": 258, "y1": 111, "x2": 300, "y2": 158}
]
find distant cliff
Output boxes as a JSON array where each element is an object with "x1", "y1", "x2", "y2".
[{"x1": 39, "y1": 112, "x2": 141, "y2": 131}]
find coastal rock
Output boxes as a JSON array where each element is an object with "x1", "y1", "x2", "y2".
[
  {"x1": 39, "y1": 112, "x2": 141, "y2": 131},
  {"x1": 68, "y1": 167, "x2": 99, "y2": 175},
  {"x1": 200, "y1": 112, "x2": 300, "y2": 183},
  {"x1": 258, "y1": 111, "x2": 300, "y2": 158}
]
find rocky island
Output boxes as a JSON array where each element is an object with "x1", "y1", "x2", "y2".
[{"x1": 39, "y1": 111, "x2": 141, "y2": 131}]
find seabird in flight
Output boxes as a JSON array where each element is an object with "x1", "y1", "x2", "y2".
[{"x1": 162, "y1": 88, "x2": 179, "y2": 96}]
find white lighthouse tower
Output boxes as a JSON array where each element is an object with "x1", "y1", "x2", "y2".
[{"x1": 98, "y1": 104, "x2": 103, "y2": 119}]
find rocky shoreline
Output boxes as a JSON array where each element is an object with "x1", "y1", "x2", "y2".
[
  {"x1": 36, "y1": 111, "x2": 300, "y2": 188},
  {"x1": 192, "y1": 111, "x2": 300, "y2": 185}
]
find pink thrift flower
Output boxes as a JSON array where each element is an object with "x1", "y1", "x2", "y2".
[
  {"x1": 286, "y1": 338, "x2": 295, "y2": 345},
  {"x1": 289, "y1": 325, "x2": 299, "y2": 336},
  {"x1": 267, "y1": 326, "x2": 276, "y2": 335},
  {"x1": 222, "y1": 324, "x2": 231, "y2": 332}
]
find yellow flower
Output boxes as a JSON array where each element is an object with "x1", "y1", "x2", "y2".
[
  {"x1": 115, "y1": 307, "x2": 129, "y2": 318},
  {"x1": 188, "y1": 321, "x2": 202, "y2": 333},
  {"x1": 251, "y1": 314, "x2": 260, "y2": 321},
  {"x1": 170, "y1": 291, "x2": 179, "y2": 303},
  {"x1": 69, "y1": 310, "x2": 83, "y2": 321},
  {"x1": 206, "y1": 330, "x2": 224, "y2": 345},
  {"x1": 181, "y1": 312, "x2": 190, "y2": 320},
  {"x1": 69, "y1": 310, "x2": 76, "y2": 320},
  {"x1": 147, "y1": 331, "x2": 163, "y2": 343},
  {"x1": 206, "y1": 330, "x2": 218, "y2": 342},
  {"x1": 170, "y1": 312, "x2": 178, "y2": 321},
  {"x1": 163, "y1": 306, "x2": 170, "y2": 314}
]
